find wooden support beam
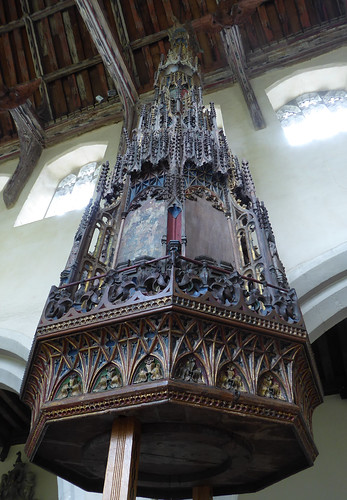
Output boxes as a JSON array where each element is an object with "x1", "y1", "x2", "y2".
[
  {"x1": 3, "y1": 101, "x2": 44, "y2": 208},
  {"x1": 221, "y1": 26, "x2": 266, "y2": 130},
  {"x1": 75, "y1": 0, "x2": 138, "y2": 131},
  {"x1": 193, "y1": 485, "x2": 213, "y2": 500},
  {"x1": 0, "y1": 98, "x2": 124, "y2": 165},
  {"x1": 103, "y1": 417, "x2": 141, "y2": 500}
]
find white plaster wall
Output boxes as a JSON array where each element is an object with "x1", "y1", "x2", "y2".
[
  {"x1": 205, "y1": 46, "x2": 347, "y2": 279},
  {"x1": 240, "y1": 395, "x2": 347, "y2": 500},
  {"x1": 0, "y1": 123, "x2": 122, "y2": 347}
]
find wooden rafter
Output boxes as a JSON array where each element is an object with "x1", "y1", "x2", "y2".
[
  {"x1": 295, "y1": 0, "x2": 311, "y2": 29},
  {"x1": 41, "y1": 55, "x2": 101, "y2": 83},
  {"x1": 131, "y1": 29, "x2": 169, "y2": 50},
  {"x1": 275, "y1": 0, "x2": 291, "y2": 36},
  {"x1": 3, "y1": 100, "x2": 44, "y2": 208},
  {"x1": 111, "y1": 0, "x2": 140, "y2": 87},
  {"x1": 221, "y1": 26, "x2": 265, "y2": 130},
  {"x1": 19, "y1": 0, "x2": 54, "y2": 120},
  {"x1": 257, "y1": 4, "x2": 274, "y2": 42},
  {"x1": 146, "y1": 0, "x2": 166, "y2": 54},
  {"x1": 75, "y1": 0, "x2": 138, "y2": 130},
  {"x1": 128, "y1": 0, "x2": 155, "y2": 81},
  {"x1": 247, "y1": 20, "x2": 347, "y2": 77}
]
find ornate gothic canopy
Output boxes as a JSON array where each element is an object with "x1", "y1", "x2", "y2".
[{"x1": 21, "y1": 25, "x2": 322, "y2": 500}]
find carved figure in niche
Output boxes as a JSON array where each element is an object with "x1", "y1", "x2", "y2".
[
  {"x1": 45, "y1": 285, "x2": 73, "y2": 320},
  {"x1": 267, "y1": 232, "x2": 288, "y2": 288},
  {"x1": 259, "y1": 373, "x2": 281, "y2": 399},
  {"x1": 134, "y1": 357, "x2": 163, "y2": 384},
  {"x1": 219, "y1": 364, "x2": 244, "y2": 392},
  {"x1": 0, "y1": 452, "x2": 36, "y2": 500},
  {"x1": 56, "y1": 373, "x2": 82, "y2": 400},
  {"x1": 94, "y1": 372, "x2": 108, "y2": 391},
  {"x1": 176, "y1": 357, "x2": 203, "y2": 383},
  {"x1": 249, "y1": 223, "x2": 261, "y2": 260},
  {"x1": 78, "y1": 278, "x2": 102, "y2": 311},
  {"x1": 93, "y1": 366, "x2": 123, "y2": 392},
  {"x1": 109, "y1": 368, "x2": 122, "y2": 388},
  {"x1": 146, "y1": 358, "x2": 162, "y2": 380}
]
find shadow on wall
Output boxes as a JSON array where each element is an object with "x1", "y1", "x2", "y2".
[
  {"x1": 288, "y1": 242, "x2": 347, "y2": 342},
  {"x1": 0, "y1": 330, "x2": 29, "y2": 393}
]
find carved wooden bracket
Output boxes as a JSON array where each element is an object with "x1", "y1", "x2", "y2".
[
  {"x1": 221, "y1": 26, "x2": 266, "y2": 130},
  {"x1": 3, "y1": 101, "x2": 45, "y2": 209},
  {"x1": 75, "y1": 0, "x2": 139, "y2": 132}
]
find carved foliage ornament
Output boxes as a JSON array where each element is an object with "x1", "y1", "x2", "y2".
[{"x1": 43, "y1": 255, "x2": 301, "y2": 327}]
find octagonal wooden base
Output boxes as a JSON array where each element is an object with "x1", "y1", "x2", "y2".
[
  {"x1": 22, "y1": 306, "x2": 322, "y2": 498},
  {"x1": 26, "y1": 380, "x2": 317, "y2": 498}
]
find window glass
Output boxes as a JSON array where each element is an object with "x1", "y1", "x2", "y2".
[
  {"x1": 45, "y1": 162, "x2": 100, "y2": 218},
  {"x1": 277, "y1": 90, "x2": 347, "y2": 145}
]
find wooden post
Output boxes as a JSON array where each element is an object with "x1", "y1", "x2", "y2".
[
  {"x1": 192, "y1": 485, "x2": 213, "y2": 500},
  {"x1": 103, "y1": 417, "x2": 141, "y2": 500}
]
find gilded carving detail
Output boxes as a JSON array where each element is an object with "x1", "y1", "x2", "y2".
[
  {"x1": 23, "y1": 311, "x2": 317, "y2": 430},
  {"x1": 133, "y1": 357, "x2": 163, "y2": 383},
  {"x1": 218, "y1": 363, "x2": 245, "y2": 393},
  {"x1": 92, "y1": 365, "x2": 123, "y2": 392},
  {"x1": 174, "y1": 356, "x2": 205, "y2": 384},
  {"x1": 258, "y1": 372, "x2": 285, "y2": 400},
  {"x1": 55, "y1": 372, "x2": 83, "y2": 400}
]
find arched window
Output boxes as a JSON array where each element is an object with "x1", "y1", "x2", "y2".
[
  {"x1": 276, "y1": 90, "x2": 347, "y2": 146},
  {"x1": 45, "y1": 162, "x2": 100, "y2": 218}
]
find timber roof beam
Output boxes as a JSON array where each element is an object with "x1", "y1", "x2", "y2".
[
  {"x1": 75, "y1": 0, "x2": 139, "y2": 130},
  {"x1": 221, "y1": 26, "x2": 266, "y2": 130},
  {"x1": 3, "y1": 101, "x2": 45, "y2": 209}
]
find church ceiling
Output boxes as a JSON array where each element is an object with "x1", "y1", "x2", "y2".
[{"x1": 0, "y1": 0, "x2": 346, "y2": 160}]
